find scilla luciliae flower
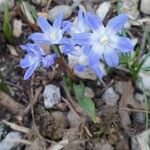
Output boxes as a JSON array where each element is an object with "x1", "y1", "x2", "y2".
[
  {"x1": 20, "y1": 43, "x2": 56, "y2": 80},
  {"x1": 29, "y1": 14, "x2": 65, "y2": 45},
  {"x1": 72, "y1": 13, "x2": 134, "y2": 67}
]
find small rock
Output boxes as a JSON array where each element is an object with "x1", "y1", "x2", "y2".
[
  {"x1": 51, "y1": 111, "x2": 68, "y2": 140},
  {"x1": 136, "y1": 55, "x2": 150, "y2": 92},
  {"x1": 102, "y1": 87, "x2": 119, "y2": 106},
  {"x1": 84, "y1": 87, "x2": 95, "y2": 98},
  {"x1": 52, "y1": 111, "x2": 68, "y2": 129},
  {"x1": 13, "y1": 19, "x2": 22, "y2": 38},
  {"x1": 96, "y1": 1, "x2": 111, "y2": 21},
  {"x1": 118, "y1": 0, "x2": 139, "y2": 20},
  {"x1": 132, "y1": 112, "x2": 145, "y2": 124},
  {"x1": 31, "y1": 0, "x2": 48, "y2": 7},
  {"x1": 0, "y1": 131, "x2": 22, "y2": 150},
  {"x1": 131, "y1": 129, "x2": 150, "y2": 150},
  {"x1": 7, "y1": 44, "x2": 19, "y2": 57},
  {"x1": 67, "y1": 111, "x2": 80, "y2": 127},
  {"x1": 140, "y1": 0, "x2": 150, "y2": 15},
  {"x1": 48, "y1": 5, "x2": 72, "y2": 22},
  {"x1": 0, "y1": 0, "x2": 14, "y2": 12},
  {"x1": 43, "y1": 84, "x2": 61, "y2": 109},
  {"x1": 114, "y1": 81, "x2": 124, "y2": 95},
  {"x1": 134, "y1": 93, "x2": 144, "y2": 103}
]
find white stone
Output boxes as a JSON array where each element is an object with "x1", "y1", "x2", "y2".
[
  {"x1": 136, "y1": 55, "x2": 150, "y2": 91},
  {"x1": 31, "y1": 0, "x2": 48, "y2": 7},
  {"x1": 118, "y1": 0, "x2": 139, "y2": 20},
  {"x1": 131, "y1": 129, "x2": 150, "y2": 150},
  {"x1": 140, "y1": 0, "x2": 150, "y2": 15},
  {"x1": 48, "y1": 5, "x2": 72, "y2": 22},
  {"x1": 102, "y1": 87, "x2": 119, "y2": 106},
  {"x1": 96, "y1": 1, "x2": 111, "y2": 21},
  {"x1": 84, "y1": 87, "x2": 95, "y2": 98},
  {"x1": 0, "y1": 0, "x2": 14, "y2": 12},
  {"x1": 13, "y1": 19, "x2": 22, "y2": 38},
  {"x1": 67, "y1": 111, "x2": 80, "y2": 127},
  {"x1": 43, "y1": 84, "x2": 61, "y2": 109},
  {"x1": 0, "y1": 131, "x2": 22, "y2": 150}
]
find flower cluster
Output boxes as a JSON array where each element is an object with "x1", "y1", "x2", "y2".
[{"x1": 20, "y1": 10, "x2": 134, "y2": 80}]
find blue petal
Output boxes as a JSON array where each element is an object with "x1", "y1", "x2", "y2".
[
  {"x1": 106, "y1": 14, "x2": 128, "y2": 33},
  {"x1": 82, "y1": 45, "x2": 91, "y2": 56},
  {"x1": 103, "y1": 48, "x2": 119, "y2": 67},
  {"x1": 74, "y1": 64, "x2": 86, "y2": 72},
  {"x1": 62, "y1": 20, "x2": 72, "y2": 33},
  {"x1": 20, "y1": 57, "x2": 30, "y2": 69},
  {"x1": 72, "y1": 33, "x2": 90, "y2": 46},
  {"x1": 85, "y1": 12, "x2": 100, "y2": 30},
  {"x1": 42, "y1": 53, "x2": 56, "y2": 68},
  {"x1": 37, "y1": 16, "x2": 52, "y2": 33},
  {"x1": 114, "y1": 36, "x2": 134, "y2": 53},
  {"x1": 88, "y1": 50, "x2": 100, "y2": 66},
  {"x1": 77, "y1": 10, "x2": 84, "y2": 28},
  {"x1": 28, "y1": 33, "x2": 51, "y2": 45},
  {"x1": 53, "y1": 14, "x2": 63, "y2": 30},
  {"x1": 23, "y1": 62, "x2": 39, "y2": 80},
  {"x1": 21, "y1": 44, "x2": 45, "y2": 56},
  {"x1": 91, "y1": 63, "x2": 104, "y2": 79},
  {"x1": 60, "y1": 38, "x2": 75, "y2": 55}
]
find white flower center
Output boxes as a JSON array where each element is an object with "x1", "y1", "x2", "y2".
[
  {"x1": 79, "y1": 55, "x2": 88, "y2": 65},
  {"x1": 100, "y1": 35, "x2": 109, "y2": 45},
  {"x1": 50, "y1": 31, "x2": 57, "y2": 41}
]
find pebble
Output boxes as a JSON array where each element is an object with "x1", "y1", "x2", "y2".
[
  {"x1": 140, "y1": 0, "x2": 150, "y2": 15},
  {"x1": 67, "y1": 111, "x2": 80, "y2": 127},
  {"x1": 84, "y1": 87, "x2": 95, "y2": 98},
  {"x1": 13, "y1": 19, "x2": 22, "y2": 38},
  {"x1": 52, "y1": 111, "x2": 68, "y2": 129},
  {"x1": 114, "y1": 81, "x2": 124, "y2": 95},
  {"x1": 48, "y1": 5, "x2": 72, "y2": 22},
  {"x1": 136, "y1": 55, "x2": 150, "y2": 92},
  {"x1": 118, "y1": 0, "x2": 139, "y2": 20},
  {"x1": 131, "y1": 129, "x2": 150, "y2": 150},
  {"x1": 96, "y1": 1, "x2": 111, "y2": 21},
  {"x1": 43, "y1": 84, "x2": 61, "y2": 109},
  {"x1": 0, "y1": 0, "x2": 14, "y2": 12},
  {"x1": 31, "y1": 0, "x2": 48, "y2": 7},
  {"x1": 102, "y1": 87, "x2": 119, "y2": 106},
  {"x1": 134, "y1": 93, "x2": 144, "y2": 103},
  {"x1": 132, "y1": 112, "x2": 145, "y2": 124},
  {"x1": 0, "y1": 131, "x2": 22, "y2": 150}
]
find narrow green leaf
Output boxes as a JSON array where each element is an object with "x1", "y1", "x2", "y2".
[
  {"x1": 20, "y1": 1, "x2": 37, "y2": 24},
  {"x1": 2, "y1": 0, "x2": 12, "y2": 41},
  {"x1": 73, "y1": 83, "x2": 97, "y2": 123}
]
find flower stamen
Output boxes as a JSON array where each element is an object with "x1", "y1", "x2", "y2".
[{"x1": 100, "y1": 36, "x2": 109, "y2": 45}]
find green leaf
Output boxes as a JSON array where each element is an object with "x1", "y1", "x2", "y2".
[
  {"x1": 20, "y1": 1, "x2": 37, "y2": 24},
  {"x1": 2, "y1": 0, "x2": 12, "y2": 41},
  {"x1": 73, "y1": 83, "x2": 97, "y2": 123}
]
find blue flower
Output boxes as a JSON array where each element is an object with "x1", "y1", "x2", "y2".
[
  {"x1": 63, "y1": 10, "x2": 99, "y2": 36},
  {"x1": 20, "y1": 44, "x2": 56, "y2": 80},
  {"x1": 29, "y1": 14, "x2": 65, "y2": 45},
  {"x1": 72, "y1": 13, "x2": 134, "y2": 67}
]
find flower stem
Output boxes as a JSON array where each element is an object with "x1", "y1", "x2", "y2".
[{"x1": 51, "y1": 45, "x2": 78, "y2": 82}]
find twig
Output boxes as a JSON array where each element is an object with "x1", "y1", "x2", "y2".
[
  {"x1": 4, "y1": 139, "x2": 31, "y2": 145},
  {"x1": 2, "y1": 120, "x2": 31, "y2": 134},
  {"x1": 121, "y1": 107, "x2": 150, "y2": 114},
  {"x1": 0, "y1": 91, "x2": 25, "y2": 114},
  {"x1": 21, "y1": 87, "x2": 42, "y2": 116}
]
